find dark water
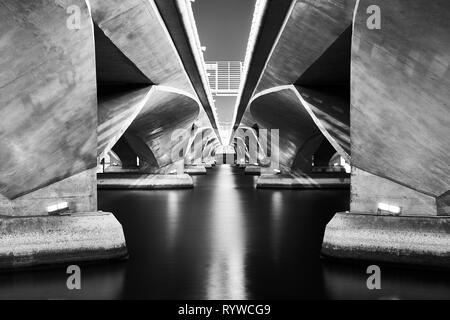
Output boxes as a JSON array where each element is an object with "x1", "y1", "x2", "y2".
[{"x1": 1, "y1": 165, "x2": 450, "y2": 300}]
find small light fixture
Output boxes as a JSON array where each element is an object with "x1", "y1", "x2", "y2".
[
  {"x1": 273, "y1": 169, "x2": 281, "y2": 174},
  {"x1": 377, "y1": 203, "x2": 402, "y2": 215},
  {"x1": 47, "y1": 202, "x2": 70, "y2": 215}
]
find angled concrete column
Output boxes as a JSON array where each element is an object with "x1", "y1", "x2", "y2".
[
  {"x1": 323, "y1": 0, "x2": 450, "y2": 268},
  {"x1": 0, "y1": 0, "x2": 127, "y2": 269}
]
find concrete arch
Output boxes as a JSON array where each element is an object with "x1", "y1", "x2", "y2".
[
  {"x1": 249, "y1": 87, "x2": 324, "y2": 173},
  {"x1": 251, "y1": 85, "x2": 350, "y2": 163},
  {"x1": 123, "y1": 86, "x2": 201, "y2": 172}
]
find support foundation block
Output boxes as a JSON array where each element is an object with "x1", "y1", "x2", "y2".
[
  {"x1": 184, "y1": 166, "x2": 207, "y2": 175},
  {"x1": 98, "y1": 174, "x2": 193, "y2": 189},
  {"x1": 322, "y1": 212, "x2": 450, "y2": 268},
  {"x1": 257, "y1": 174, "x2": 350, "y2": 189},
  {"x1": 0, "y1": 212, "x2": 127, "y2": 269},
  {"x1": 244, "y1": 166, "x2": 261, "y2": 175}
]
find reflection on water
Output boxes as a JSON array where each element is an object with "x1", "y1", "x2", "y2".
[
  {"x1": 270, "y1": 191, "x2": 283, "y2": 261},
  {"x1": 2, "y1": 165, "x2": 450, "y2": 299},
  {"x1": 206, "y1": 165, "x2": 247, "y2": 299},
  {"x1": 322, "y1": 261, "x2": 450, "y2": 300},
  {"x1": 0, "y1": 263, "x2": 126, "y2": 300},
  {"x1": 166, "y1": 191, "x2": 180, "y2": 250}
]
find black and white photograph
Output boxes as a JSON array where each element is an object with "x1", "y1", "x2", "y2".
[{"x1": 0, "y1": 0, "x2": 449, "y2": 309}]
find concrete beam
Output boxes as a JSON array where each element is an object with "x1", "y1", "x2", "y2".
[{"x1": 154, "y1": 0, "x2": 221, "y2": 141}]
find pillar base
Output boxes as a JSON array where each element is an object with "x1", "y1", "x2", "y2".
[
  {"x1": 257, "y1": 174, "x2": 350, "y2": 189},
  {"x1": 244, "y1": 166, "x2": 261, "y2": 175},
  {"x1": 184, "y1": 165, "x2": 207, "y2": 175},
  {"x1": 0, "y1": 212, "x2": 127, "y2": 270},
  {"x1": 322, "y1": 212, "x2": 450, "y2": 268},
  {"x1": 98, "y1": 174, "x2": 193, "y2": 189}
]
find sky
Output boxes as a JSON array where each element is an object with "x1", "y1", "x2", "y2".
[
  {"x1": 193, "y1": 0, "x2": 256, "y2": 61},
  {"x1": 193, "y1": 0, "x2": 256, "y2": 128}
]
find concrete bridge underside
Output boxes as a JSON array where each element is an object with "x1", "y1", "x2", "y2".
[
  {"x1": 0, "y1": 0, "x2": 219, "y2": 269},
  {"x1": 0, "y1": 0, "x2": 449, "y2": 270},
  {"x1": 233, "y1": 0, "x2": 450, "y2": 267}
]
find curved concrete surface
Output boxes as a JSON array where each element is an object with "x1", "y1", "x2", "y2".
[
  {"x1": 231, "y1": 0, "x2": 294, "y2": 132},
  {"x1": 90, "y1": 0, "x2": 194, "y2": 93},
  {"x1": 154, "y1": 0, "x2": 221, "y2": 140},
  {"x1": 98, "y1": 86, "x2": 154, "y2": 159},
  {"x1": 351, "y1": 0, "x2": 450, "y2": 201},
  {"x1": 92, "y1": 0, "x2": 217, "y2": 169},
  {"x1": 250, "y1": 87, "x2": 323, "y2": 173},
  {"x1": 254, "y1": 0, "x2": 355, "y2": 93},
  {"x1": 126, "y1": 87, "x2": 200, "y2": 170},
  {"x1": 0, "y1": 0, "x2": 97, "y2": 200}
]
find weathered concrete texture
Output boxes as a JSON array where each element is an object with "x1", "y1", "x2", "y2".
[
  {"x1": 322, "y1": 213, "x2": 450, "y2": 268},
  {"x1": 322, "y1": 0, "x2": 450, "y2": 268},
  {"x1": 0, "y1": 169, "x2": 97, "y2": 217},
  {"x1": 97, "y1": 174, "x2": 193, "y2": 189},
  {"x1": 351, "y1": 0, "x2": 450, "y2": 199},
  {"x1": 257, "y1": 174, "x2": 350, "y2": 189},
  {"x1": 0, "y1": 0, "x2": 97, "y2": 199},
  {"x1": 185, "y1": 166, "x2": 207, "y2": 175},
  {"x1": 351, "y1": 168, "x2": 438, "y2": 217},
  {"x1": 0, "y1": 212, "x2": 127, "y2": 269},
  {"x1": 245, "y1": 166, "x2": 261, "y2": 176}
]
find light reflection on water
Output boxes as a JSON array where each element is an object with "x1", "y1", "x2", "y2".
[
  {"x1": 1, "y1": 165, "x2": 450, "y2": 299},
  {"x1": 206, "y1": 165, "x2": 247, "y2": 300}
]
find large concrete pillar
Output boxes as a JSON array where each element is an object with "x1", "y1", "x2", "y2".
[
  {"x1": 0, "y1": 0, "x2": 126, "y2": 269},
  {"x1": 323, "y1": 0, "x2": 450, "y2": 267}
]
